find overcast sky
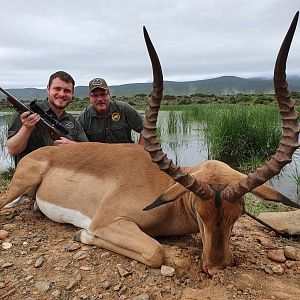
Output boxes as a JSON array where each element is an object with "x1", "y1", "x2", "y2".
[{"x1": 0, "y1": 0, "x2": 299, "y2": 89}]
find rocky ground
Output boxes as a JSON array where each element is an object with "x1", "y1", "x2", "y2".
[{"x1": 0, "y1": 198, "x2": 299, "y2": 300}]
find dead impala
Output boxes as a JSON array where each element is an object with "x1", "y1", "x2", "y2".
[{"x1": 1, "y1": 13, "x2": 299, "y2": 275}]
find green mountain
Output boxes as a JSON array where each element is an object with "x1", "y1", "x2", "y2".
[{"x1": 1, "y1": 76, "x2": 300, "y2": 100}]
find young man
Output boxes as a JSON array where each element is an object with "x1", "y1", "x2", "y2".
[
  {"x1": 77, "y1": 77, "x2": 144, "y2": 145},
  {"x1": 7, "y1": 71, "x2": 88, "y2": 166}
]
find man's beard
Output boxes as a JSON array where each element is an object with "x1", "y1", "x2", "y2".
[{"x1": 49, "y1": 98, "x2": 70, "y2": 110}]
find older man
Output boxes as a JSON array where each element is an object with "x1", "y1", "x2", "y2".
[{"x1": 77, "y1": 77, "x2": 144, "y2": 145}]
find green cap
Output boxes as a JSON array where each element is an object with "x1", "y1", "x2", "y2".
[{"x1": 89, "y1": 78, "x2": 109, "y2": 92}]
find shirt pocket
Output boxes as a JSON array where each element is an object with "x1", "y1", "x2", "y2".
[
  {"x1": 85, "y1": 128, "x2": 106, "y2": 142},
  {"x1": 110, "y1": 123, "x2": 131, "y2": 143}
]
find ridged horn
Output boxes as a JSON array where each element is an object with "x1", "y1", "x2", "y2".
[
  {"x1": 142, "y1": 26, "x2": 214, "y2": 200},
  {"x1": 222, "y1": 12, "x2": 300, "y2": 202}
]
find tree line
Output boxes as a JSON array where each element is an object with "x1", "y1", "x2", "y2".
[{"x1": 1, "y1": 91, "x2": 300, "y2": 111}]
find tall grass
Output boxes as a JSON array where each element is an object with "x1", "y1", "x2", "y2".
[
  {"x1": 161, "y1": 104, "x2": 282, "y2": 169},
  {"x1": 205, "y1": 105, "x2": 281, "y2": 168},
  {"x1": 0, "y1": 114, "x2": 14, "y2": 171}
]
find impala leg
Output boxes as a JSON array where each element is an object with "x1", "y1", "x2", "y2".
[
  {"x1": 75, "y1": 219, "x2": 165, "y2": 268},
  {"x1": 0, "y1": 176, "x2": 37, "y2": 209},
  {"x1": 0, "y1": 159, "x2": 42, "y2": 209}
]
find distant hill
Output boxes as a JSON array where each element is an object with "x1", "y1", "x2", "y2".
[{"x1": 1, "y1": 76, "x2": 300, "y2": 100}]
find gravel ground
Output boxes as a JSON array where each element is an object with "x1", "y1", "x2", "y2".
[{"x1": 0, "y1": 199, "x2": 299, "y2": 300}]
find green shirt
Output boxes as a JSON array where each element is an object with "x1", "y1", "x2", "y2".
[
  {"x1": 8, "y1": 99, "x2": 88, "y2": 165},
  {"x1": 77, "y1": 100, "x2": 143, "y2": 143}
]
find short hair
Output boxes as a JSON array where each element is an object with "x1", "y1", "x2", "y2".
[{"x1": 48, "y1": 71, "x2": 75, "y2": 91}]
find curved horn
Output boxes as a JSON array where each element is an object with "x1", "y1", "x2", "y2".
[
  {"x1": 222, "y1": 12, "x2": 300, "y2": 202},
  {"x1": 142, "y1": 26, "x2": 214, "y2": 200}
]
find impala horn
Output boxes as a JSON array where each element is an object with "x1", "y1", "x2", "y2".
[
  {"x1": 221, "y1": 12, "x2": 300, "y2": 207},
  {"x1": 142, "y1": 26, "x2": 214, "y2": 209}
]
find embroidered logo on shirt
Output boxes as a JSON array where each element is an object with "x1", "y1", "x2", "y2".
[
  {"x1": 112, "y1": 112, "x2": 120, "y2": 122},
  {"x1": 64, "y1": 121, "x2": 75, "y2": 129}
]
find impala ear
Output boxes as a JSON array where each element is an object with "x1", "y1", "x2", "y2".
[
  {"x1": 143, "y1": 197, "x2": 172, "y2": 211},
  {"x1": 251, "y1": 184, "x2": 300, "y2": 209},
  {"x1": 143, "y1": 182, "x2": 187, "y2": 211},
  {"x1": 159, "y1": 183, "x2": 188, "y2": 202}
]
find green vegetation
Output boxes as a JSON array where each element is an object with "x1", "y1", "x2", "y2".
[
  {"x1": 245, "y1": 196, "x2": 295, "y2": 216},
  {"x1": 205, "y1": 105, "x2": 281, "y2": 169},
  {"x1": 1, "y1": 91, "x2": 300, "y2": 111},
  {"x1": 0, "y1": 168, "x2": 14, "y2": 194},
  {"x1": 160, "y1": 104, "x2": 283, "y2": 170}
]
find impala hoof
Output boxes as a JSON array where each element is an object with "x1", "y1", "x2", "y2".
[{"x1": 74, "y1": 229, "x2": 84, "y2": 242}]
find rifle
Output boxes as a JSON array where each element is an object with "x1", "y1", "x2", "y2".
[{"x1": 0, "y1": 86, "x2": 69, "y2": 141}]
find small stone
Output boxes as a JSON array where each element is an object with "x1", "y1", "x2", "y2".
[
  {"x1": 0, "y1": 230, "x2": 9, "y2": 240},
  {"x1": 268, "y1": 231, "x2": 277, "y2": 237},
  {"x1": 267, "y1": 249, "x2": 286, "y2": 263},
  {"x1": 66, "y1": 243, "x2": 81, "y2": 252},
  {"x1": 2, "y1": 262, "x2": 13, "y2": 268},
  {"x1": 285, "y1": 261, "x2": 295, "y2": 268},
  {"x1": 34, "y1": 256, "x2": 44, "y2": 268},
  {"x1": 272, "y1": 265, "x2": 284, "y2": 274},
  {"x1": 66, "y1": 280, "x2": 78, "y2": 290},
  {"x1": 2, "y1": 223, "x2": 17, "y2": 231},
  {"x1": 113, "y1": 283, "x2": 122, "y2": 291},
  {"x1": 0, "y1": 282, "x2": 6, "y2": 289},
  {"x1": 35, "y1": 280, "x2": 51, "y2": 292},
  {"x1": 173, "y1": 256, "x2": 192, "y2": 268},
  {"x1": 73, "y1": 251, "x2": 86, "y2": 260},
  {"x1": 118, "y1": 285, "x2": 128, "y2": 296},
  {"x1": 2, "y1": 242, "x2": 12, "y2": 249},
  {"x1": 74, "y1": 270, "x2": 82, "y2": 282},
  {"x1": 100, "y1": 251, "x2": 111, "y2": 258},
  {"x1": 283, "y1": 246, "x2": 297, "y2": 260},
  {"x1": 256, "y1": 236, "x2": 273, "y2": 247},
  {"x1": 102, "y1": 281, "x2": 111, "y2": 289},
  {"x1": 132, "y1": 293, "x2": 151, "y2": 300},
  {"x1": 79, "y1": 266, "x2": 91, "y2": 271},
  {"x1": 51, "y1": 290, "x2": 61, "y2": 297},
  {"x1": 116, "y1": 264, "x2": 132, "y2": 277},
  {"x1": 161, "y1": 265, "x2": 175, "y2": 277},
  {"x1": 25, "y1": 275, "x2": 34, "y2": 282},
  {"x1": 263, "y1": 266, "x2": 273, "y2": 275}
]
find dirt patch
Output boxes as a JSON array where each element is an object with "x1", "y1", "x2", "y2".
[{"x1": 0, "y1": 200, "x2": 299, "y2": 300}]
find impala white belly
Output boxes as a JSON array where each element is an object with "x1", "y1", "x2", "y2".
[{"x1": 36, "y1": 197, "x2": 91, "y2": 229}]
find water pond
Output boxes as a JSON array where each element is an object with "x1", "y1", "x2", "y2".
[{"x1": 0, "y1": 111, "x2": 299, "y2": 204}]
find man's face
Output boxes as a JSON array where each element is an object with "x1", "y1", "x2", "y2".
[
  {"x1": 47, "y1": 77, "x2": 73, "y2": 110},
  {"x1": 90, "y1": 88, "x2": 110, "y2": 115}
]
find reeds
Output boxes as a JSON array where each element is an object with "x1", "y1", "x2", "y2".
[{"x1": 161, "y1": 104, "x2": 282, "y2": 170}]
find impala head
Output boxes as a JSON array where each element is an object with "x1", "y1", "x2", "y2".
[
  {"x1": 195, "y1": 194, "x2": 243, "y2": 274},
  {"x1": 142, "y1": 12, "x2": 300, "y2": 274}
]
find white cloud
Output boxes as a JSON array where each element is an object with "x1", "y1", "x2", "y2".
[{"x1": 0, "y1": 0, "x2": 299, "y2": 88}]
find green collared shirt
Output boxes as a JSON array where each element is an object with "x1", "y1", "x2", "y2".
[
  {"x1": 8, "y1": 99, "x2": 88, "y2": 165},
  {"x1": 77, "y1": 100, "x2": 143, "y2": 143}
]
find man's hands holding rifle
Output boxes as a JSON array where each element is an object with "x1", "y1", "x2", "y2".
[
  {"x1": 19, "y1": 111, "x2": 73, "y2": 146},
  {"x1": 20, "y1": 111, "x2": 40, "y2": 130}
]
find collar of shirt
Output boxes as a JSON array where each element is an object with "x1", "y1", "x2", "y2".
[{"x1": 38, "y1": 98, "x2": 69, "y2": 120}]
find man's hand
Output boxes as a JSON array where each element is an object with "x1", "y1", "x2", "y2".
[
  {"x1": 53, "y1": 137, "x2": 76, "y2": 146},
  {"x1": 20, "y1": 111, "x2": 40, "y2": 129},
  {"x1": 7, "y1": 111, "x2": 41, "y2": 156}
]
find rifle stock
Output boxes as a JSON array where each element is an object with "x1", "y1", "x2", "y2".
[{"x1": 0, "y1": 86, "x2": 62, "y2": 141}]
